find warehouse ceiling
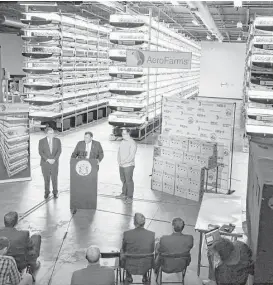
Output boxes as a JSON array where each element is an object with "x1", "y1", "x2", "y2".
[{"x1": 0, "y1": 1, "x2": 273, "y2": 42}]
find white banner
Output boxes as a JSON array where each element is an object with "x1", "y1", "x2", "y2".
[{"x1": 126, "y1": 50, "x2": 192, "y2": 69}]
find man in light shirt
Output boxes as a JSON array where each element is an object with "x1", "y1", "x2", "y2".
[
  {"x1": 38, "y1": 127, "x2": 62, "y2": 199},
  {"x1": 116, "y1": 129, "x2": 137, "y2": 204},
  {"x1": 71, "y1": 132, "x2": 104, "y2": 167},
  {"x1": 0, "y1": 236, "x2": 33, "y2": 285}
]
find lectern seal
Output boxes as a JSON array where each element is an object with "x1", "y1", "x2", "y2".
[{"x1": 75, "y1": 160, "x2": 92, "y2": 176}]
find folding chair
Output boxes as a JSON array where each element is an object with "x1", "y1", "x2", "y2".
[
  {"x1": 121, "y1": 253, "x2": 154, "y2": 284},
  {"x1": 156, "y1": 253, "x2": 190, "y2": 285}
]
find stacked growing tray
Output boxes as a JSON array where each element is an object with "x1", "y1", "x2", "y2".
[
  {"x1": 245, "y1": 17, "x2": 273, "y2": 136},
  {"x1": 21, "y1": 12, "x2": 112, "y2": 131},
  {"x1": 108, "y1": 14, "x2": 201, "y2": 138},
  {"x1": 0, "y1": 104, "x2": 30, "y2": 177}
]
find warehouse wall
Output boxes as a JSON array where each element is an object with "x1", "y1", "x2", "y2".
[
  {"x1": 0, "y1": 34, "x2": 24, "y2": 75},
  {"x1": 199, "y1": 42, "x2": 246, "y2": 100}
]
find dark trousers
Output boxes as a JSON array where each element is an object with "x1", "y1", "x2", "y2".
[
  {"x1": 207, "y1": 249, "x2": 216, "y2": 281},
  {"x1": 41, "y1": 163, "x2": 58, "y2": 195},
  {"x1": 119, "y1": 166, "x2": 135, "y2": 198},
  {"x1": 16, "y1": 234, "x2": 41, "y2": 272},
  {"x1": 27, "y1": 234, "x2": 41, "y2": 270}
]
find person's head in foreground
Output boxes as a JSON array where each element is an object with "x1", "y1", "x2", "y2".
[
  {"x1": 45, "y1": 127, "x2": 54, "y2": 139},
  {"x1": 172, "y1": 217, "x2": 185, "y2": 233},
  {"x1": 84, "y1": 132, "x2": 93, "y2": 144},
  {"x1": 134, "y1": 213, "x2": 145, "y2": 228},
  {"x1": 4, "y1": 211, "x2": 18, "y2": 228},
  {"x1": 0, "y1": 237, "x2": 10, "y2": 255},
  {"x1": 86, "y1": 246, "x2": 101, "y2": 264},
  {"x1": 211, "y1": 238, "x2": 240, "y2": 265},
  {"x1": 122, "y1": 128, "x2": 131, "y2": 141}
]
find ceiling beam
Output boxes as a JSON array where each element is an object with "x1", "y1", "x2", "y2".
[{"x1": 216, "y1": 7, "x2": 230, "y2": 42}]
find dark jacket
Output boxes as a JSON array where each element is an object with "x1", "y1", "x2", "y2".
[
  {"x1": 38, "y1": 137, "x2": 62, "y2": 167},
  {"x1": 215, "y1": 241, "x2": 253, "y2": 285},
  {"x1": 121, "y1": 227, "x2": 155, "y2": 275},
  {"x1": 0, "y1": 227, "x2": 33, "y2": 270},
  {"x1": 71, "y1": 140, "x2": 104, "y2": 162},
  {"x1": 156, "y1": 232, "x2": 193, "y2": 272},
  {"x1": 70, "y1": 264, "x2": 115, "y2": 285}
]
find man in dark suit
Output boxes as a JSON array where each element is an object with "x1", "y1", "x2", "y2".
[
  {"x1": 121, "y1": 213, "x2": 155, "y2": 283},
  {"x1": 155, "y1": 217, "x2": 193, "y2": 272},
  {"x1": 38, "y1": 127, "x2": 62, "y2": 199},
  {"x1": 0, "y1": 211, "x2": 41, "y2": 272},
  {"x1": 71, "y1": 131, "x2": 104, "y2": 167},
  {"x1": 70, "y1": 245, "x2": 115, "y2": 285}
]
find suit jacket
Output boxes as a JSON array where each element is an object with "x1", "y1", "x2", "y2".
[
  {"x1": 156, "y1": 232, "x2": 193, "y2": 272},
  {"x1": 71, "y1": 140, "x2": 104, "y2": 162},
  {"x1": 38, "y1": 137, "x2": 62, "y2": 167},
  {"x1": 158, "y1": 232, "x2": 193, "y2": 255},
  {"x1": 121, "y1": 227, "x2": 155, "y2": 275},
  {"x1": 0, "y1": 227, "x2": 32, "y2": 270},
  {"x1": 70, "y1": 264, "x2": 115, "y2": 285}
]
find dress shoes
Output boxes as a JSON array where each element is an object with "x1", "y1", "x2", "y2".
[
  {"x1": 125, "y1": 274, "x2": 133, "y2": 283},
  {"x1": 44, "y1": 193, "x2": 49, "y2": 199},
  {"x1": 54, "y1": 194, "x2": 58, "y2": 199},
  {"x1": 202, "y1": 280, "x2": 217, "y2": 285},
  {"x1": 142, "y1": 274, "x2": 149, "y2": 283}
]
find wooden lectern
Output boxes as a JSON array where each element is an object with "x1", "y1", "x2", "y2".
[{"x1": 70, "y1": 158, "x2": 98, "y2": 210}]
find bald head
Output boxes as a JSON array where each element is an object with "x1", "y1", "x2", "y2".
[
  {"x1": 134, "y1": 213, "x2": 146, "y2": 228},
  {"x1": 86, "y1": 246, "x2": 100, "y2": 263}
]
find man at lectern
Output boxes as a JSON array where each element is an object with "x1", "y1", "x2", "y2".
[{"x1": 71, "y1": 132, "x2": 104, "y2": 167}]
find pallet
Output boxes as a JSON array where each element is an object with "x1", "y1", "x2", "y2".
[
  {"x1": 109, "y1": 116, "x2": 161, "y2": 141},
  {"x1": 29, "y1": 105, "x2": 109, "y2": 133}
]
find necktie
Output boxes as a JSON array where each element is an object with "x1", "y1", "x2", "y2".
[
  {"x1": 49, "y1": 139, "x2": 53, "y2": 153},
  {"x1": 86, "y1": 143, "x2": 89, "y2": 158}
]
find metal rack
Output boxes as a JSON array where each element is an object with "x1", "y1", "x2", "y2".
[
  {"x1": 244, "y1": 16, "x2": 273, "y2": 137},
  {"x1": 21, "y1": 11, "x2": 111, "y2": 132},
  {"x1": 107, "y1": 11, "x2": 201, "y2": 141}
]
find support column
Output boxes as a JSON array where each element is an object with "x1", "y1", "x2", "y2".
[{"x1": 0, "y1": 46, "x2": 3, "y2": 103}]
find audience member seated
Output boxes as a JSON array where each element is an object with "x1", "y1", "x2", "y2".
[
  {"x1": 70, "y1": 245, "x2": 115, "y2": 285},
  {"x1": 0, "y1": 236, "x2": 33, "y2": 285},
  {"x1": 0, "y1": 212, "x2": 41, "y2": 272},
  {"x1": 121, "y1": 213, "x2": 155, "y2": 283},
  {"x1": 154, "y1": 217, "x2": 193, "y2": 273},
  {"x1": 203, "y1": 238, "x2": 254, "y2": 285}
]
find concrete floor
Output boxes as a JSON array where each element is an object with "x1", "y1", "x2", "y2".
[{"x1": 0, "y1": 116, "x2": 248, "y2": 285}]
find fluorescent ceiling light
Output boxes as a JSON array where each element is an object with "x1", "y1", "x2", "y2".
[
  {"x1": 234, "y1": 0, "x2": 242, "y2": 7},
  {"x1": 237, "y1": 21, "x2": 243, "y2": 28},
  {"x1": 19, "y1": 2, "x2": 57, "y2": 6},
  {"x1": 170, "y1": 0, "x2": 180, "y2": 5},
  {"x1": 192, "y1": 19, "x2": 200, "y2": 26}
]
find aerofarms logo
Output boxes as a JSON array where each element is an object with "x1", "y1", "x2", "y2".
[
  {"x1": 128, "y1": 50, "x2": 145, "y2": 66},
  {"x1": 126, "y1": 50, "x2": 192, "y2": 69}
]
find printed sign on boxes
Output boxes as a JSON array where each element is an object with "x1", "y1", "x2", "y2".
[
  {"x1": 176, "y1": 163, "x2": 188, "y2": 177},
  {"x1": 175, "y1": 186, "x2": 188, "y2": 199},
  {"x1": 153, "y1": 157, "x2": 165, "y2": 173},
  {"x1": 151, "y1": 180, "x2": 162, "y2": 192},
  {"x1": 157, "y1": 135, "x2": 170, "y2": 148}
]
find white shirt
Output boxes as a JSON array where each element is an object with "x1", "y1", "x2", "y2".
[{"x1": 85, "y1": 141, "x2": 92, "y2": 159}]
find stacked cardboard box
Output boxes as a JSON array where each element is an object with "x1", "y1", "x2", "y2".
[
  {"x1": 152, "y1": 134, "x2": 217, "y2": 201},
  {"x1": 162, "y1": 97, "x2": 234, "y2": 191}
]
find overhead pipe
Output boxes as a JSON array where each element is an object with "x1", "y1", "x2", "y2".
[
  {"x1": 0, "y1": 15, "x2": 26, "y2": 29},
  {"x1": 186, "y1": 1, "x2": 224, "y2": 42}
]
